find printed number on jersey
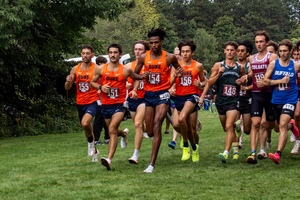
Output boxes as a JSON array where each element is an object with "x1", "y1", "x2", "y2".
[
  {"x1": 222, "y1": 84, "x2": 237, "y2": 96},
  {"x1": 148, "y1": 73, "x2": 160, "y2": 84},
  {"x1": 137, "y1": 81, "x2": 144, "y2": 90},
  {"x1": 78, "y1": 82, "x2": 90, "y2": 92},
  {"x1": 254, "y1": 73, "x2": 264, "y2": 82},
  {"x1": 180, "y1": 75, "x2": 192, "y2": 86},
  {"x1": 108, "y1": 88, "x2": 119, "y2": 98},
  {"x1": 276, "y1": 83, "x2": 290, "y2": 91}
]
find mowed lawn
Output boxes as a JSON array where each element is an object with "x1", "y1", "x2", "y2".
[{"x1": 1, "y1": 109, "x2": 300, "y2": 200}]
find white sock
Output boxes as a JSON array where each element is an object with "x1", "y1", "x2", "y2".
[
  {"x1": 296, "y1": 140, "x2": 300, "y2": 144},
  {"x1": 223, "y1": 150, "x2": 229, "y2": 155},
  {"x1": 133, "y1": 149, "x2": 139, "y2": 158}
]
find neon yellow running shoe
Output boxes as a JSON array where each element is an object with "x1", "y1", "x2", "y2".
[
  {"x1": 233, "y1": 153, "x2": 239, "y2": 160},
  {"x1": 192, "y1": 145, "x2": 200, "y2": 162},
  {"x1": 218, "y1": 153, "x2": 228, "y2": 163},
  {"x1": 181, "y1": 147, "x2": 190, "y2": 161}
]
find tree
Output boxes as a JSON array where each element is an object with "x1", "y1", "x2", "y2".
[
  {"x1": 85, "y1": 0, "x2": 160, "y2": 56},
  {"x1": 193, "y1": 28, "x2": 218, "y2": 71},
  {"x1": 0, "y1": 0, "x2": 132, "y2": 136}
]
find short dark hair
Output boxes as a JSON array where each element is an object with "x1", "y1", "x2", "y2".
[
  {"x1": 133, "y1": 40, "x2": 150, "y2": 51},
  {"x1": 255, "y1": 30, "x2": 270, "y2": 42},
  {"x1": 95, "y1": 56, "x2": 107, "y2": 65},
  {"x1": 147, "y1": 28, "x2": 167, "y2": 40},
  {"x1": 107, "y1": 43, "x2": 122, "y2": 54},
  {"x1": 237, "y1": 39, "x2": 253, "y2": 54},
  {"x1": 178, "y1": 39, "x2": 196, "y2": 52},
  {"x1": 279, "y1": 39, "x2": 293, "y2": 51},
  {"x1": 223, "y1": 41, "x2": 238, "y2": 49},
  {"x1": 267, "y1": 40, "x2": 279, "y2": 52},
  {"x1": 81, "y1": 44, "x2": 94, "y2": 53}
]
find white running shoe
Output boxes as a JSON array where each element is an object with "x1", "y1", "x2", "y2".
[
  {"x1": 290, "y1": 133, "x2": 296, "y2": 142},
  {"x1": 120, "y1": 128, "x2": 129, "y2": 148},
  {"x1": 143, "y1": 132, "x2": 149, "y2": 138},
  {"x1": 291, "y1": 142, "x2": 300, "y2": 154},
  {"x1": 92, "y1": 149, "x2": 99, "y2": 162},
  {"x1": 257, "y1": 149, "x2": 267, "y2": 160},
  {"x1": 88, "y1": 142, "x2": 94, "y2": 157},
  {"x1": 128, "y1": 155, "x2": 138, "y2": 164},
  {"x1": 143, "y1": 164, "x2": 154, "y2": 173}
]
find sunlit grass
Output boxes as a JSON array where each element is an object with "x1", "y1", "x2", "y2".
[{"x1": 1, "y1": 109, "x2": 300, "y2": 200}]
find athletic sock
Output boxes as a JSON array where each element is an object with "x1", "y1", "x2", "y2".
[
  {"x1": 191, "y1": 143, "x2": 197, "y2": 151},
  {"x1": 223, "y1": 150, "x2": 229, "y2": 155},
  {"x1": 87, "y1": 136, "x2": 94, "y2": 143},
  {"x1": 133, "y1": 149, "x2": 139, "y2": 158},
  {"x1": 183, "y1": 141, "x2": 189, "y2": 148},
  {"x1": 232, "y1": 142, "x2": 239, "y2": 154},
  {"x1": 276, "y1": 151, "x2": 282, "y2": 157},
  {"x1": 251, "y1": 150, "x2": 256, "y2": 154}
]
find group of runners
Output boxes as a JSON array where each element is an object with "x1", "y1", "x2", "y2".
[{"x1": 65, "y1": 28, "x2": 300, "y2": 173}]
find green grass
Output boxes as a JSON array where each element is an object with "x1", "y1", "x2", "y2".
[{"x1": 1, "y1": 110, "x2": 300, "y2": 200}]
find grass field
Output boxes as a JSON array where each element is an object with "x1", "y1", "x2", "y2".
[{"x1": 1, "y1": 109, "x2": 300, "y2": 200}]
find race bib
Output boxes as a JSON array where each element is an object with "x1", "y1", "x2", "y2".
[
  {"x1": 283, "y1": 103, "x2": 295, "y2": 111},
  {"x1": 253, "y1": 72, "x2": 264, "y2": 82},
  {"x1": 78, "y1": 82, "x2": 90, "y2": 92},
  {"x1": 240, "y1": 89, "x2": 247, "y2": 96},
  {"x1": 138, "y1": 80, "x2": 144, "y2": 90},
  {"x1": 159, "y1": 92, "x2": 170, "y2": 100},
  {"x1": 276, "y1": 83, "x2": 290, "y2": 91},
  {"x1": 148, "y1": 73, "x2": 161, "y2": 84},
  {"x1": 222, "y1": 84, "x2": 237, "y2": 97},
  {"x1": 108, "y1": 88, "x2": 119, "y2": 98},
  {"x1": 180, "y1": 75, "x2": 192, "y2": 86}
]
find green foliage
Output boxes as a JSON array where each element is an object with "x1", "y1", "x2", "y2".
[
  {"x1": 193, "y1": 28, "x2": 219, "y2": 70},
  {"x1": 0, "y1": 1, "x2": 131, "y2": 137},
  {"x1": 85, "y1": 0, "x2": 160, "y2": 55}
]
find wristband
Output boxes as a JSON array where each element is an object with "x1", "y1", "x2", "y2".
[{"x1": 99, "y1": 85, "x2": 102, "y2": 91}]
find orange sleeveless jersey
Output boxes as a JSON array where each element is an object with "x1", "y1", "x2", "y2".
[
  {"x1": 175, "y1": 60, "x2": 200, "y2": 96},
  {"x1": 144, "y1": 50, "x2": 171, "y2": 92},
  {"x1": 127, "y1": 61, "x2": 145, "y2": 98},
  {"x1": 100, "y1": 63, "x2": 126, "y2": 105},
  {"x1": 75, "y1": 62, "x2": 99, "y2": 105}
]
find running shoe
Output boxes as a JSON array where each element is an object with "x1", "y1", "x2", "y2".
[
  {"x1": 143, "y1": 164, "x2": 154, "y2": 173},
  {"x1": 181, "y1": 147, "x2": 190, "y2": 161},
  {"x1": 92, "y1": 149, "x2": 99, "y2": 163},
  {"x1": 232, "y1": 153, "x2": 239, "y2": 160},
  {"x1": 192, "y1": 145, "x2": 200, "y2": 162},
  {"x1": 291, "y1": 142, "x2": 300, "y2": 154},
  {"x1": 218, "y1": 153, "x2": 228, "y2": 163},
  {"x1": 101, "y1": 157, "x2": 111, "y2": 170},
  {"x1": 120, "y1": 128, "x2": 129, "y2": 148},
  {"x1": 235, "y1": 119, "x2": 242, "y2": 137},
  {"x1": 143, "y1": 132, "x2": 149, "y2": 138},
  {"x1": 128, "y1": 155, "x2": 138, "y2": 164},
  {"x1": 268, "y1": 152, "x2": 280, "y2": 164},
  {"x1": 88, "y1": 142, "x2": 95, "y2": 157},
  {"x1": 257, "y1": 149, "x2": 267, "y2": 160},
  {"x1": 290, "y1": 119, "x2": 299, "y2": 140},
  {"x1": 246, "y1": 153, "x2": 257, "y2": 164},
  {"x1": 168, "y1": 141, "x2": 176, "y2": 149}
]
